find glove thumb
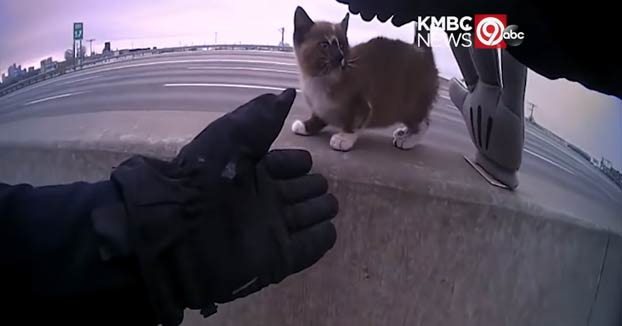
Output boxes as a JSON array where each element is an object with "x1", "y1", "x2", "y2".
[{"x1": 175, "y1": 88, "x2": 296, "y2": 167}]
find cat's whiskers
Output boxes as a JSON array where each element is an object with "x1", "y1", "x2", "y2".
[
  {"x1": 345, "y1": 57, "x2": 360, "y2": 69},
  {"x1": 346, "y1": 60, "x2": 358, "y2": 69}
]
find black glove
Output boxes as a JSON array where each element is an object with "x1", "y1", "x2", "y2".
[
  {"x1": 336, "y1": 0, "x2": 459, "y2": 25},
  {"x1": 110, "y1": 89, "x2": 338, "y2": 326}
]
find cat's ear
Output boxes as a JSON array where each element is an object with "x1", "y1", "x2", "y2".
[
  {"x1": 294, "y1": 6, "x2": 314, "y2": 33},
  {"x1": 341, "y1": 13, "x2": 350, "y2": 33}
]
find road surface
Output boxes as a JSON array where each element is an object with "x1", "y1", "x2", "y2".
[{"x1": 0, "y1": 50, "x2": 620, "y2": 215}]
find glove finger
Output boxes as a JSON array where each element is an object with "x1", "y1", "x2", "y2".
[
  {"x1": 471, "y1": 48, "x2": 501, "y2": 86},
  {"x1": 263, "y1": 149, "x2": 312, "y2": 179},
  {"x1": 360, "y1": 10, "x2": 376, "y2": 21},
  {"x1": 289, "y1": 221, "x2": 337, "y2": 274},
  {"x1": 391, "y1": 14, "x2": 411, "y2": 26},
  {"x1": 341, "y1": 1, "x2": 361, "y2": 15},
  {"x1": 278, "y1": 174, "x2": 328, "y2": 204},
  {"x1": 377, "y1": 11, "x2": 392, "y2": 22},
  {"x1": 284, "y1": 193, "x2": 338, "y2": 232},
  {"x1": 175, "y1": 88, "x2": 296, "y2": 166}
]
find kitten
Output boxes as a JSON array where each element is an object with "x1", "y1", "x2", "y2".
[{"x1": 292, "y1": 6, "x2": 439, "y2": 152}]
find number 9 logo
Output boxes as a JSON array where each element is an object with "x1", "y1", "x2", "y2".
[{"x1": 476, "y1": 17, "x2": 505, "y2": 46}]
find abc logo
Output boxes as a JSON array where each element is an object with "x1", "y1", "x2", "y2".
[
  {"x1": 503, "y1": 25, "x2": 525, "y2": 46},
  {"x1": 474, "y1": 15, "x2": 524, "y2": 48}
]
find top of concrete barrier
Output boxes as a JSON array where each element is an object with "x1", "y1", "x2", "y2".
[{"x1": 0, "y1": 109, "x2": 619, "y2": 236}]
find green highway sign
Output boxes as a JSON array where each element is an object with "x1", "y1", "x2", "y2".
[{"x1": 73, "y1": 22, "x2": 83, "y2": 40}]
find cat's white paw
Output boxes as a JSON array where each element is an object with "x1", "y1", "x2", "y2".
[
  {"x1": 330, "y1": 132, "x2": 358, "y2": 152},
  {"x1": 393, "y1": 121, "x2": 429, "y2": 150},
  {"x1": 292, "y1": 120, "x2": 310, "y2": 136}
]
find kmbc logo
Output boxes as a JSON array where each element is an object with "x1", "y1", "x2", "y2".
[
  {"x1": 474, "y1": 14, "x2": 524, "y2": 48},
  {"x1": 415, "y1": 14, "x2": 524, "y2": 48}
]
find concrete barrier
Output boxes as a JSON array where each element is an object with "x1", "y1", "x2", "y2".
[{"x1": 0, "y1": 111, "x2": 619, "y2": 326}]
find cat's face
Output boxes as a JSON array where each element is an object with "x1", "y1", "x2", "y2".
[{"x1": 293, "y1": 6, "x2": 350, "y2": 77}]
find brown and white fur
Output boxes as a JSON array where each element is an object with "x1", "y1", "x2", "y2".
[{"x1": 292, "y1": 6, "x2": 439, "y2": 151}]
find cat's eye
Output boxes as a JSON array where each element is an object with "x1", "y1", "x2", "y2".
[{"x1": 319, "y1": 41, "x2": 330, "y2": 48}]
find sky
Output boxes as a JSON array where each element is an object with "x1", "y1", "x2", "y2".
[{"x1": 1, "y1": 0, "x2": 620, "y2": 169}]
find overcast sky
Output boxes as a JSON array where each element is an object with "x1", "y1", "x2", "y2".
[
  {"x1": 0, "y1": 0, "x2": 423, "y2": 69},
  {"x1": 1, "y1": 0, "x2": 620, "y2": 169}
]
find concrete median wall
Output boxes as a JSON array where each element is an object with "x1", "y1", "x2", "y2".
[{"x1": 0, "y1": 111, "x2": 619, "y2": 326}]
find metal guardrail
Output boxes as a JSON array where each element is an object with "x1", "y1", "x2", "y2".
[{"x1": 0, "y1": 44, "x2": 294, "y2": 97}]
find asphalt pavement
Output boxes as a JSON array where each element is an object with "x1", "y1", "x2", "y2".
[{"x1": 0, "y1": 50, "x2": 620, "y2": 216}]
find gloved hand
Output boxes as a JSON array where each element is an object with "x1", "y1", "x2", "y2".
[
  {"x1": 335, "y1": 0, "x2": 469, "y2": 25},
  {"x1": 110, "y1": 89, "x2": 338, "y2": 326},
  {"x1": 449, "y1": 49, "x2": 526, "y2": 189}
]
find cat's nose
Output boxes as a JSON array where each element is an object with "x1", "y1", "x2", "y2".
[{"x1": 333, "y1": 52, "x2": 344, "y2": 63}]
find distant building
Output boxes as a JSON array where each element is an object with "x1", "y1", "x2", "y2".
[
  {"x1": 590, "y1": 157, "x2": 599, "y2": 166},
  {"x1": 78, "y1": 46, "x2": 87, "y2": 59},
  {"x1": 40, "y1": 57, "x2": 58, "y2": 74},
  {"x1": 65, "y1": 49, "x2": 76, "y2": 64},
  {"x1": 2, "y1": 64, "x2": 27, "y2": 85},
  {"x1": 103, "y1": 42, "x2": 112, "y2": 55},
  {"x1": 8, "y1": 64, "x2": 25, "y2": 79},
  {"x1": 24, "y1": 66, "x2": 39, "y2": 78}
]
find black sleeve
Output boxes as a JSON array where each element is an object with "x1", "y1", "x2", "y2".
[
  {"x1": 338, "y1": 0, "x2": 622, "y2": 99},
  {"x1": 0, "y1": 181, "x2": 157, "y2": 325}
]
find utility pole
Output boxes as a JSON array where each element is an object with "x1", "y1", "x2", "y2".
[
  {"x1": 278, "y1": 27, "x2": 285, "y2": 47},
  {"x1": 214, "y1": 32, "x2": 218, "y2": 44},
  {"x1": 86, "y1": 39, "x2": 95, "y2": 56},
  {"x1": 78, "y1": 39, "x2": 83, "y2": 67}
]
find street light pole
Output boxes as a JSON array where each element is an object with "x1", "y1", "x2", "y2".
[
  {"x1": 527, "y1": 102, "x2": 537, "y2": 122},
  {"x1": 278, "y1": 27, "x2": 285, "y2": 47}
]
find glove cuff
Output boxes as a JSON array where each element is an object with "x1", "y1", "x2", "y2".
[{"x1": 111, "y1": 155, "x2": 223, "y2": 326}]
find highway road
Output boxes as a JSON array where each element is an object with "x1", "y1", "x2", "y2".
[{"x1": 1, "y1": 50, "x2": 620, "y2": 213}]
